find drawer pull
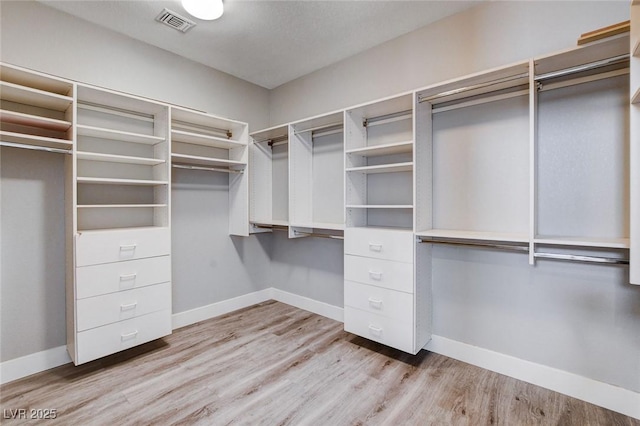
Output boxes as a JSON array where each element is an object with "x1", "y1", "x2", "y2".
[
  {"x1": 368, "y1": 297, "x2": 383, "y2": 309},
  {"x1": 368, "y1": 324, "x2": 383, "y2": 337},
  {"x1": 368, "y1": 270, "x2": 383, "y2": 280},
  {"x1": 121, "y1": 330, "x2": 138, "y2": 341},
  {"x1": 119, "y1": 273, "x2": 137, "y2": 281},
  {"x1": 120, "y1": 302, "x2": 138, "y2": 311},
  {"x1": 369, "y1": 243, "x2": 383, "y2": 252},
  {"x1": 119, "y1": 244, "x2": 137, "y2": 251}
]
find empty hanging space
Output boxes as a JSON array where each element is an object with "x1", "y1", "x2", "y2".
[
  {"x1": 345, "y1": 93, "x2": 414, "y2": 230},
  {"x1": 415, "y1": 62, "x2": 530, "y2": 245},
  {"x1": 0, "y1": 63, "x2": 74, "y2": 151},
  {"x1": 75, "y1": 84, "x2": 170, "y2": 231},
  {"x1": 290, "y1": 111, "x2": 344, "y2": 233},
  {"x1": 534, "y1": 35, "x2": 630, "y2": 250}
]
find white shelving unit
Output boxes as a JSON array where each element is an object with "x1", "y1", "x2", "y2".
[
  {"x1": 249, "y1": 125, "x2": 290, "y2": 233},
  {"x1": 631, "y1": 3, "x2": 640, "y2": 285},
  {"x1": 0, "y1": 63, "x2": 74, "y2": 151},
  {"x1": 170, "y1": 106, "x2": 249, "y2": 236},
  {"x1": 289, "y1": 111, "x2": 344, "y2": 237}
]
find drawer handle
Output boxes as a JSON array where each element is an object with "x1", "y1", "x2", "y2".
[
  {"x1": 368, "y1": 297, "x2": 383, "y2": 309},
  {"x1": 119, "y1": 244, "x2": 137, "y2": 251},
  {"x1": 121, "y1": 330, "x2": 138, "y2": 341},
  {"x1": 120, "y1": 302, "x2": 138, "y2": 311},
  {"x1": 368, "y1": 270, "x2": 383, "y2": 280},
  {"x1": 368, "y1": 324, "x2": 383, "y2": 337},
  {"x1": 119, "y1": 273, "x2": 137, "y2": 281},
  {"x1": 369, "y1": 243, "x2": 383, "y2": 252}
]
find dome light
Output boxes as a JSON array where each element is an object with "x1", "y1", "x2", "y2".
[{"x1": 181, "y1": 0, "x2": 224, "y2": 21}]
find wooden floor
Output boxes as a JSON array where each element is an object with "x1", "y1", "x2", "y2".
[{"x1": 1, "y1": 301, "x2": 637, "y2": 425}]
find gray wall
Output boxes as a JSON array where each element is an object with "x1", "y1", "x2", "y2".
[
  {"x1": 268, "y1": 1, "x2": 640, "y2": 393},
  {"x1": 0, "y1": 1, "x2": 271, "y2": 362}
]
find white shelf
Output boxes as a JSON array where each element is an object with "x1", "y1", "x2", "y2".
[
  {"x1": 632, "y1": 87, "x2": 640, "y2": 105},
  {"x1": 77, "y1": 124, "x2": 165, "y2": 145},
  {"x1": 77, "y1": 204, "x2": 167, "y2": 209},
  {"x1": 0, "y1": 81, "x2": 73, "y2": 111},
  {"x1": 0, "y1": 109, "x2": 72, "y2": 132},
  {"x1": 345, "y1": 162, "x2": 413, "y2": 174},
  {"x1": 1, "y1": 63, "x2": 73, "y2": 96},
  {"x1": 416, "y1": 229, "x2": 529, "y2": 244},
  {"x1": 251, "y1": 219, "x2": 289, "y2": 227},
  {"x1": 291, "y1": 222, "x2": 345, "y2": 231},
  {"x1": 534, "y1": 236, "x2": 630, "y2": 249},
  {"x1": 76, "y1": 151, "x2": 165, "y2": 166},
  {"x1": 346, "y1": 205, "x2": 413, "y2": 209},
  {"x1": 346, "y1": 141, "x2": 413, "y2": 157},
  {"x1": 171, "y1": 153, "x2": 246, "y2": 169},
  {"x1": 76, "y1": 177, "x2": 168, "y2": 186},
  {"x1": 171, "y1": 129, "x2": 245, "y2": 149},
  {"x1": 0, "y1": 130, "x2": 72, "y2": 150},
  {"x1": 76, "y1": 226, "x2": 168, "y2": 236}
]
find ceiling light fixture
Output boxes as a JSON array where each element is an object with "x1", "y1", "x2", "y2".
[{"x1": 181, "y1": 0, "x2": 224, "y2": 21}]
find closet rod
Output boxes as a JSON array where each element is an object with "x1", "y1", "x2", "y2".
[
  {"x1": 172, "y1": 164, "x2": 243, "y2": 174},
  {"x1": 313, "y1": 127, "x2": 343, "y2": 139},
  {"x1": 417, "y1": 238, "x2": 529, "y2": 253},
  {"x1": 432, "y1": 89, "x2": 528, "y2": 114},
  {"x1": 293, "y1": 230, "x2": 344, "y2": 240},
  {"x1": 418, "y1": 72, "x2": 529, "y2": 104},
  {"x1": 538, "y1": 68, "x2": 629, "y2": 93},
  {"x1": 172, "y1": 119, "x2": 232, "y2": 139},
  {"x1": 0, "y1": 141, "x2": 72, "y2": 155},
  {"x1": 534, "y1": 252, "x2": 629, "y2": 265},
  {"x1": 293, "y1": 121, "x2": 343, "y2": 136},
  {"x1": 78, "y1": 102, "x2": 154, "y2": 123},
  {"x1": 363, "y1": 109, "x2": 412, "y2": 127},
  {"x1": 535, "y1": 54, "x2": 629, "y2": 82},
  {"x1": 257, "y1": 135, "x2": 288, "y2": 146}
]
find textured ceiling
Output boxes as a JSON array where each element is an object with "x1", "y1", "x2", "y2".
[{"x1": 40, "y1": 0, "x2": 481, "y2": 89}]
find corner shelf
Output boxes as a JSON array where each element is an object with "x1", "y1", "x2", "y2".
[
  {"x1": 77, "y1": 124, "x2": 165, "y2": 145},
  {"x1": 77, "y1": 151, "x2": 165, "y2": 166},
  {"x1": 345, "y1": 140, "x2": 413, "y2": 157},
  {"x1": 0, "y1": 110, "x2": 72, "y2": 132},
  {"x1": 0, "y1": 81, "x2": 73, "y2": 111},
  {"x1": 345, "y1": 162, "x2": 413, "y2": 174}
]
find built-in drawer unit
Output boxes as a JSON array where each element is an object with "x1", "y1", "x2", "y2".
[
  {"x1": 344, "y1": 254, "x2": 413, "y2": 293},
  {"x1": 75, "y1": 309, "x2": 172, "y2": 365},
  {"x1": 344, "y1": 227, "x2": 413, "y2": 262},
  {"x1": 75, "y1": 227, "x2": 171, "y2": 267},
  {"x1": 76, "y1": 282, "x2": 171, "y2": 331},
  {"x1": 76, "y1": 255, "x2": 171, "y2": 299},
  {"x1": 344, "y1": 281, "x2": 413, "y2": 322},
  {"x1": 344, "y1": 306, "x2": 414, "y2": 354}
]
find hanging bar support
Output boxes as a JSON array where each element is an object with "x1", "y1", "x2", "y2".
[
  {"x1": 0, "y1": 141, "x2": 72, "y2": 155},
  {"x1": 418, "y1": 72, "x2": 529, "y2": 104},
  {"x1": 172, "y1": 163, "x2": 243, "y2": 174}
]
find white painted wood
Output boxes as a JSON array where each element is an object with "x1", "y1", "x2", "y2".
[
  {"x1": 76, "y1": 177, "x2": 168, "y2": 186},
  {"x1": 0, "y1": 130, "x2": 73, "y2": 150},
  {"x1": 0, "y1": 62, "x2": 73, "y2": 96},
  {"x1": 416, "y1": 229, "x2": 529, "y2": 243},
  {"x1": 345, "y1": 161, "x2": 413, "y2": 174},
  {"x1": 77, "y1": 151, "x2": 165, "y2": 166},
  {"x1": 344, "y1": 254, "x2": 413, "y2": 293},
  {"x1": 344, "y1": 227, "x2": 414, "y2": 263},
  {"x1": 0, "y1": 109, "x2": 72, "y2": 131},
  {"x1": 76, "y1": 255, "x2": 171, "y2": 299},
  {"x1": 75, "y1": 227, "x2": 171, "y2": 266},
  {"x1": 0, "y1": 346, "x2": 71, "y2": 385},
  {"x1": 271, "y1": 288, "x2": 344, "y2": 322},
  {"x1": 534, "y1": 236, "x2": 630, "y2": 249},
  {"x1": 344, "y1": 306, "x2": 414, "y2": 354},
  {"x1": 75, "y1": 309, "x2": 172, "y2": 365},
  {"x1": 77, "y1": 124, "x2": 164, "y2": 145},
  {"x1": 0, "y1": 80, "x2": 73, "y2": 111},
  {"x1": 632, "y1": 3, "x2": 640, "y2": 285},
  {"x1": 171, "y1": 153, "x2": 245, "y2": 169},
  {"x1": 171, "y1": 129, "x2": 245, "y2": 149},
  {"x1": 345, "y1": 140, "x2": 412, "y2": 157},
  {"x1": 344, "y1": 280, "x2": 413, "y2": 323}
]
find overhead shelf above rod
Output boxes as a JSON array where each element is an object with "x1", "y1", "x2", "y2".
[
  {"x1": 363, "y1": 109, "x2": 412, "y2": 127},
  {"x1": 535, "y1": 54, "x2": 629, "y2": 81},
  {"x1": 417, "y1": 237, "x2": 529, "y2": 253},
  {"x1": 534, "y1": 252, "x2": 629, "y2": 265},
  {"x1": 293, "y1": 230, "x2": 344, "y2": 240},
  {"x1": 0, "y1": 141, "x2": 72, "y2": 155},
  {"x1": 172, "y1": 163, "x2": 244, "y2": 174},
  {"x1": 418, "y1": 73, "x2": 529, "y2": 104},
  {"x1": 293, "y1": 121, "x2": 343, "y2": 136},
  {"x1": 172, "y1": 119, "x2": 232, "y2": 139},
  {"x1": 78, "y1": 102, "x2": 154, "y2": 123}
]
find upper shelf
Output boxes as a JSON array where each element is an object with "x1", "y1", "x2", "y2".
[
  {"x1": 77, "y1": 151, "x2": 165, "y2": 166},
  {"x1": 291, "y1": 111, "x2": 344, "y2": 135},
  {"x1": 77, "y1": 124, "x2": 165, "y2": 145},
  {"x1": 346, "y1": 141, "x2": 413, "y2": 157},
  {"x1": 534, "y1": 236, "x2": 630, "y2": 249},
  {"x1": 1, "y1": 63, "x2": 73, "y2": 96},
  {"x1": 346, "y1": 162, "x2": 413, "y2": 174},
  {"x1": 171, "y1": 153, "x2": 246, "y2": 169},
  {"x1": 0, "y1": 109, "x2": 72, "y2": 132},
  {"x1": 171, "y1": 130, "x2": 245, "y2": 149},
  {"x1": 416, "y1": 229, "x2": 529, "y2": 244},
  {"x1": 171, "y1": 106, "x2": 247, "y2": 142},
  {"x1": 0, "y1": 130, "x2": 72, "y2": 150},
  {"x1": 0, "y1": 81, "x2": 73, "y2": 111}
]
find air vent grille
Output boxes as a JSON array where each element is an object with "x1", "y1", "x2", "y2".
[{"x1": 156, "y1": 8, "x2": 196, "y2": 33}]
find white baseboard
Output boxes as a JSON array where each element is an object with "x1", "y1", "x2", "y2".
[
  {"x1": 0, "y1": 345, "x2": 71, "y2": 385},
  {"x1": 270, "y1": 288, "x2": 344, "y2": 322},
  {"x1": 172, "y1": 288, "x2": 273, "y2": 330},
  {"x1": 425, "y1": 335, "x2": 640, "y2": 420}
]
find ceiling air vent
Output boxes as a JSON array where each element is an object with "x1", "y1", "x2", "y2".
[{"x1": 156, "y1": 8, "x2": 196, "y2": 33}]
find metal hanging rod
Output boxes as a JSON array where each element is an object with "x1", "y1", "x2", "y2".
[
  {"x1": 431, "y1": 89, "x2": 529, "y2": 115},
  {"x1": 313, "y1": 127, "x2": 343, "y2": 139},
  {"x1": 172, "y1": 119, "x2": 232, "y2": 139},
  {"x1": 417, "y1": 237, "x2": 529, "y2": 253},
  {"x1": 418, "y1": 72, "x2": 529, "y2": 104},
  {"x1": 294, "y1": 122, "x2": 343, "y2": 136},
  {"x1": 535, "y1": 54, "x2": 629, "y2": 82},
  {"x1": 172, "y1": 163, "x2": 244, "y2": 174},
  {"x1": 534, "y1": 252, "x2": 629, "y2": 265},
  {"x1": 78, "y1": 102, "x2": 154, "y2": 123},
  {"x1": 255, "y1": 135, "x2": 288, "y2": 146},
  {"x1": 252, "y1": 224, "x2": 288, "y2": 231},
  {"x1": 293, "y1": 230, "x2": 344, "y2": 240},
  {"x1": 363, "y1": 109, "x2": 412, "y2": 127},
  {"x1": 0, "y1": 141, "x2": 72, "y2": 155},
  {"x1": 538, "y1": 68, "x2": 629, "y2": 93}
]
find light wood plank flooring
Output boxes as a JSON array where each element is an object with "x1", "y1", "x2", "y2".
[{"x1": 1, "y1": 301, "x2": 637, "y2": 425}]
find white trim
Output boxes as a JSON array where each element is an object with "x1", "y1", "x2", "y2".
[
  {"x1": 270, "y1": 288, "x2": 344, "y2": 322},
  {"x1": 0, "y1": 345, "x2": 71, "y2": 385},
  {"x1": 425, "y1": 335, "x2": 640, "y2": 420},
  {"x1": 171, "y1": 288, "x2": 273, "y2": 330}
]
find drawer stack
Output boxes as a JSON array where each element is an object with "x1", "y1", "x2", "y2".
[
  {"x1": 343, "y1": 228, "x2": 430, "y2": 354},
  {"x1": 70, "y1": 227, "x2": 172, "y2": 364}
]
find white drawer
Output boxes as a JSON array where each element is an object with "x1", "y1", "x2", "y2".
[
  {"x1": 344, "y1": 281, "x2": 413, "y2": 323},
  {"x1": 344, "y1": 228, "x2": 413, "y2": 263},
  {"x1": 75, "y1": 227, "x2": 170, "y2": 267},
  {"x1": 76, "y1": 256, "x2": 171, "y2": 299},
  {"x1": 344, "y1": 307, "x2": 415, "y2": 354},
  {"x1": 76, "y1": 309, "x2": 171, "y2": 365},
  {"x1": 76, "y1": 282, "x2": 171, "y2": 331},
  {"x1": 344, "y1": 255, "x2": 413, "y2": 293}
]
